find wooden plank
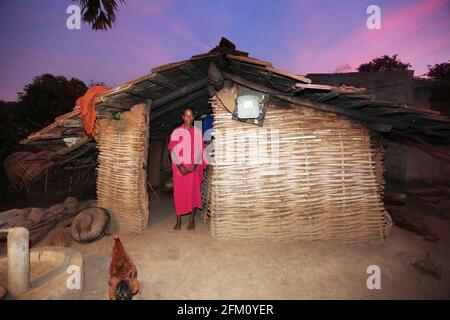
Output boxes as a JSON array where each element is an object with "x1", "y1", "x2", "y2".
[
  {"x1": 179, "y1": 62, "x2": 204, "y2": 80},
  {"x1": 222, "y1": 71, "x2": 283, "y2": 95},
  {"x1": 151, "y1": 60, "x2": 187, "y2": 73},
  {"x1": 61, "y1": 119, "x2": 83, "y2": 128},
  {"x1": 266, "y1": 66, "x2": 312, "y2": 84},
  {"x1": 151, "y1": 88, "x2": 209, "y2": 121},
  {"x1": 55, "y1": 109, "x2": 80, "y2": 121},
  {"x1": 21, "y1": 109, "x2": 81, "y2": 144},
  {"x1": 315, "y1": 91, "x2": 340, "y2": 102},
  {"x1": 152, "y1": 78, "x2": 209, "y2": 109},
  {"x1": 294, "y1": 83, "x2": 335, "y2": 90},
  {"x1": 370, "y1": 108, "x2": 419, "y2": 116},
  {"x1": 226, "y1": 54, "x2": 272, "y2": 67},
  {"x1": 123, "y1": 88, "x2": 150, "y2": 99},
  {"x1": 148, "y1": 73, "x2": 179, "y2": 91},
  {"x1": 56, "y1": 136, "x2": 93, "y2": 156},
  {"x1": 56, "y1": 144, "x2": 94, "y2": 165},
  {"x1": 190, "y1": 52, "x2": 220, "y2": 61}
]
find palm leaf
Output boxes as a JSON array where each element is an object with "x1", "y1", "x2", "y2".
[{"x1": 76, "y1": 0, "x2": 125, "y2": 31}]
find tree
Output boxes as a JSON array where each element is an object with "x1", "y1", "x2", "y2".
[
  {"x1": 426, "y1": 61, "x2": 450, "y2": 80},
  {"x1": 18, "y1": 74, "x2": 88, "y2": 127},
  {"x1": 335, "y1": 63, "x2": 353, "y2": 73},
  {"x1": 76, "y1": 0, "x2": 125, "y2": 31},
  {"x1": 357, "y1": 54, "x2": 411, "y2": 72}
]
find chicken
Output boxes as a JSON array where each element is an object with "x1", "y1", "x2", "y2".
[{"x1": 108, "y1": 234, "x2": 140, "y2": 300}]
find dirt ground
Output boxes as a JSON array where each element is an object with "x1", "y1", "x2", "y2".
[{"x1": 32, "y1": 191, "x2": 450, "y2": 300}]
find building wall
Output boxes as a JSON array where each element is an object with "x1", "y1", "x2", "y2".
[
  {"x1": 405, "y1": 145, "x2": 450, "y2": 183},
  {"x1": 208, "y1": 85, "x2": 390, "y2": 242},
  {"x1": 306, "y1": 71, "x2": 450, "y2": 184}
]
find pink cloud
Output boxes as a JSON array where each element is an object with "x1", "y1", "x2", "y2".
[{"x1": 289, "y1": 0, "x2": 450, "y2": 75}]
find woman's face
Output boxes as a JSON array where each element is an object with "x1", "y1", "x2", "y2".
[{"x1": 182, "y1": 109, "x2": 194, "y2": 126}]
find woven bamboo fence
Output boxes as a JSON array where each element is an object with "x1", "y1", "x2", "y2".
[
  {"x1": 96, "y1": 103, "x2": 150, "y2": 233},
  {"x1": 208, "y1": 97, "x2": 391, "y2": 242},
  {"x1": 200, "y1": 166, "x2": 212, "y2": 223},
  {"x1": 4, "y1": 151, "x2": 54, "y2": 191}
]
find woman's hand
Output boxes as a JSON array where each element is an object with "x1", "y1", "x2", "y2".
[
  {"x1": 178, "y1": 165, "x2": 190, "y2": 175},
  {"x1": 187, "y1": 164, "x2": 197, "y2": 172},
  {"x1": 178, "y1": 163, "x2": 197, "y2": 175}
]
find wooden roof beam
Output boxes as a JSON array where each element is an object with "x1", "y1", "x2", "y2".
[
  {"x1": 179, "y1": 62, "x2": 205, "y2": 80},
  {"x1": 150, "y1": 88, "x2": 209, "y2": 121},
  {"x1": 152, "y1": 78, "x2": 209, "y2": 110},
  {"x1": 148, "y1": 74, "x2": 179, "y2": 91}
]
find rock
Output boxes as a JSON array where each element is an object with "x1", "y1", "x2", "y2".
[
  {"x1": 6, "y1": 214, "x2": 26, "y2": 227},
  {"x1": 48, "y1": 203, "x2": 66, "y2": 216},
  {"x1": 0, "y1": 286, "x2": 7, "y2": 300},
  {"x1": 21, "y1": 220, "x2": 34, "y2": 230},
  {"x1": 0, "y1": 209, "x2": 25, "y2": 222},
  {"x1": 64, "y1": 197, "x2": 80, "y2": 214},
  {"x1": 27, "y1": 208, "x2": 44, "y2": 224},
  {"x1": 64, "y1": 197, "x2": 78, "y2": 209}
]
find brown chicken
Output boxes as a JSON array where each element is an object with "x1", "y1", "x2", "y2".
[{"x1": 108, "y1": 234, "x2": 140, "y2": 300}]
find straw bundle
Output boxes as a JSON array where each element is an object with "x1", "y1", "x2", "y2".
[
  {"x1": 209, "y1": 98, "x2": 391, "y2": 243},
  {"x1": 47, "y1": 227, "x2": 72, "y2": 247},
  {"x1": 96, "y1": 103, "x2": 150, "y2": 233}
]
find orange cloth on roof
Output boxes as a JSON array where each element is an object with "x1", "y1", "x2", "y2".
[{"x1": 76, "y1": 86, "x2": 110, "y2": 135}]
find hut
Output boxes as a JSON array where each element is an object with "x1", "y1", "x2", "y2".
[{"x1": 18, "y1": 38, "x2": 450, "y2": 242}]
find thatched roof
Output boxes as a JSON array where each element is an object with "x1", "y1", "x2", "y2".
[{"x1": 21, "y1": 37, "x2": 450, "y2": 163}]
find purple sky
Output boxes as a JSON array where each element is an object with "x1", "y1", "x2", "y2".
[{"x1": 0, "y1": 0, "x2": 449, "y2": 101}]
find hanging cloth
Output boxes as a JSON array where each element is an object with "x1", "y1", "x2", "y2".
[{"x1": 76, "y1": 86, "x2": 110, "y2": 135}]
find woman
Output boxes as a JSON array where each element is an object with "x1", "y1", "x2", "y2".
[{"x1": 167, "y1": 107, "x2": 207, "y2": 230}]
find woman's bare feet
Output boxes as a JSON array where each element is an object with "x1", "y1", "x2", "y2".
[
  {"x1": 187, "y1": 212, "x2": 195, "y2": 230},
  {"x1": 173, "y1": 216, "x2": 181, "y2": 230}
]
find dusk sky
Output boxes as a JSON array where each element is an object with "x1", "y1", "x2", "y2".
[{"x1": 0, "y1": 0, "x2": 449, "y2": 101}]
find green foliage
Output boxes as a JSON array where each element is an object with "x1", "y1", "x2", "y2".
[
  {"x1": 0, "y1": 100, "x2": 24, "y2": 149},
  {"x1": 17, "y1": 73, "x2": 87, "y2": 127},
  {"x1": 426, "y1": 61, "x2": 450, "y2": 80},
  {"x1": 358, "y1": 54, "x2": 412, "y2": 72}
]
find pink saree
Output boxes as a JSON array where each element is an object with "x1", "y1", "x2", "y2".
[{"x1": 167, "y1": 124, "x2": 207, "y2": 215}]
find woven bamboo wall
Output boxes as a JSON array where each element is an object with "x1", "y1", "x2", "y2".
[
  {"x1": 200, "y1": 166, "x2": 212, "y2": 223},
  {"x1": 96, "y1": 103, "x2": 150, "y2": 233},
  {"x1": 209, "y1": 97, "x2": 391, "y2": 242}
]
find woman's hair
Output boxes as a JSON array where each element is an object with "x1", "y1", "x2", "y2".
[
  {"x1": 115, "y1": 280, "x2": 133, "y2": 300},
  {"x1": 181, "y1": 106, "x2": 195, "y2": 116}
]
